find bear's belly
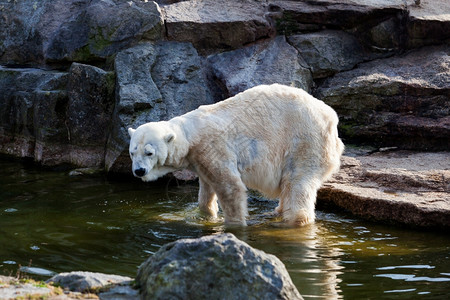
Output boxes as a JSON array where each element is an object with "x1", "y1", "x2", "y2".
[{"x1": 240, "y1": 164, "x2": 282, "y2": 199}]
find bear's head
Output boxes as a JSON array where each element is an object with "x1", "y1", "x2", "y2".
[{"x1": 128, "y1": 122, "x2": 176, "y2": 182}]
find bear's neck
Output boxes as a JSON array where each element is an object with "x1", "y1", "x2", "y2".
[{"x1": 164, "y1": 122, "x2": 190, "y2": 169}]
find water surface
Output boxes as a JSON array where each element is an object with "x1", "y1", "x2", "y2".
[{"x1": 1, "y1": 159, "x2": 449, "y2": 299}]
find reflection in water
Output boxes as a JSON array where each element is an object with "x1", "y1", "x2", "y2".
[
  {"x1": 1, "y1": 159, "x2": 450, "y2": 299},
  {"x1": 248, "y1": 222, "x2": 344, "y2": 299}
]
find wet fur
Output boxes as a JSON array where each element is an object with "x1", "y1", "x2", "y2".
[{"x1": 129, "y1": 84, "x2": 344, "y2": 226}]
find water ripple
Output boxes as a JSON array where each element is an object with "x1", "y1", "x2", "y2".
[
  {"x1": 375, "y1": 273, "x2": 450, "y2": 282},
  {"x1": 377, "y1": 265, "x2": 435, "y2": 270}
]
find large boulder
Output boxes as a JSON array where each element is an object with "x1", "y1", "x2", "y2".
[
  {"x1": 162, "y1": 0, "x2": 274, "y2": 54},
  {"x1": 208, "y1": 36, "x2": 313, "y2": 97},
  {"x1": 136, "y1": 233, "x2": 303, "y2": 300},
  {"x1": 106, "y1": 41, "x2": 216, "y2": 173},
  {"x1": 0, "y1": 0, "x2": 163, "y2": 65},
  {"x1": 315, "y1": 45, "x2": 450, "y2": 151}
]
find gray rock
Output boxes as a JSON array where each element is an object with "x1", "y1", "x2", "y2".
[
  {"x1": 106, "y1": 42, "x2": 163, "y2": 173},
  {"x1": 0, "y1": 66, "x2": 69, "y2": 164},
  {"x1": 407, "y1": 0, "x2": 450, "y2": 48},
  {"x1": 162, "y1": 0, "x2": 273, "y2": 54},
  {"x1": 315, "y1": 45, "x2": 450, "y2": 151},
  {"x1": 47, "y1": 271, "x2": 133, "y2": 293},
  {"x1": 318, "y1": 151, "x2": 450, "y2": 229},
  {"x1": 67, "y1": 62, "x2": 115, "y2": 167},
  {"x1": 106, "y1": 41, "x2": 215, "y2": 173},
  {"x1": 151, "y1": 42, "x2": 217, "y2": 119},
  {"x1": 270, "y1": 0, "x2": 405, "y2": 34},
  {"x1": 366, "y1": 17, "x2": 404, "y2": 51},
  {"x1": 0, "y1": 62, "x2": 116, "y2": 168},
  {"x1": 288, "y1": 30, "x2": 367, "y2": 79},
  {"x1": 0, "y1": 0, "x2": 57, "y2": 64},
  {"x1": 0, "y1": 0, "x2": 163, "y2": 64},
  {"x1": 99, "y1": 285, "x2": 140, "y2": 300},
  {"x1": 136, "y1": 233, "x2": 303, "y2": 300},
  {"x1": 47, "y1": 0, "x2": 163, "y2": 62},
  {"x1": 208, "y1": 36, "x2": 313, "y2": 97}
]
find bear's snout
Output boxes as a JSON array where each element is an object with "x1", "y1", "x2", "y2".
[{"x1": 134, "y1": 168, "x2": 146, "y2": 177}]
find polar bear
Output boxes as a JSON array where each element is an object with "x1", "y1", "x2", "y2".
[{"x1": 128, "y1": 84, "x2": 344, "y2": 226}]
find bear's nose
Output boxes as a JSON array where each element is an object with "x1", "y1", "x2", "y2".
[{"x1": 134, "y1": 168, "x2": 146, "y2": 177}]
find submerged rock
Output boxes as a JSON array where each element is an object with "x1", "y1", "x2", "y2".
[{"x1": 136, "y1": 233, "x2": 303, "y2": 300}]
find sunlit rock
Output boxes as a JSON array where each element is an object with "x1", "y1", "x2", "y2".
[
  {"x1": 407, "y1": 0, "x2": 450, "y2": 48},
  {"x1": 318, "y1": 151, "x2": 450, "y2": 229},
  {"x1": 136, "y1": 233, "x2": 303, "y2": 300},
  {"x1": 162, "y1": 0, "x2": 273, "y2": 54},
  {"x1": 48, "y1": 271, "x2": 133, "y2": 293}
]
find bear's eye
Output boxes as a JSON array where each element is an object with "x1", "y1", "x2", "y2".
[{"x1": 146, "y1": 152, "x2": 153, "y2": 157}]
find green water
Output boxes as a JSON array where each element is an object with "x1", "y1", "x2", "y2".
[{"x1": 1, "y1": 159, "x2": 449, "y2": 299}]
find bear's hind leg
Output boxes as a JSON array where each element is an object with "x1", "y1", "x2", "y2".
[
  {"x1": 198, "y1": 178, "x2": 219, "y2": 219},
  {"x1": 280, "y1": 175, "x2": 323, "y2": 226}
]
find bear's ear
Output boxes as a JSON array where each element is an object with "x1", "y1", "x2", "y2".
[
  {"x1": 165, "y1": 133, "x2": 175, "y2": 143},
  {"x1": 128, "y1": 128, "x2": 136, "y2": 137}
]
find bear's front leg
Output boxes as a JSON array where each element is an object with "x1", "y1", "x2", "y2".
[
  {"x1": 198, "y1": 177, "x2": 219, "y2": 219},
  {"x1": 194, "y1": 155, "x2": 248, "y2": 226},
  {"x1": 212, "y1": 175, "x2": 248, "y2": 226}
]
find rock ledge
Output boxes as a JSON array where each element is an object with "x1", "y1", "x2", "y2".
[{"x1": 318, "y1": 151, "x2": 450, "y2": 229}]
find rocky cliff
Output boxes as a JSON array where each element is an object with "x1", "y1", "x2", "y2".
[{"x1": 1, "y1": 0, "x2": 449, "y2": 174}]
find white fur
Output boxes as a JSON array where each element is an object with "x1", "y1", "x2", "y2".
[{"x1": 129, "y1": 84, "x2": 344, "y2": 226}]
